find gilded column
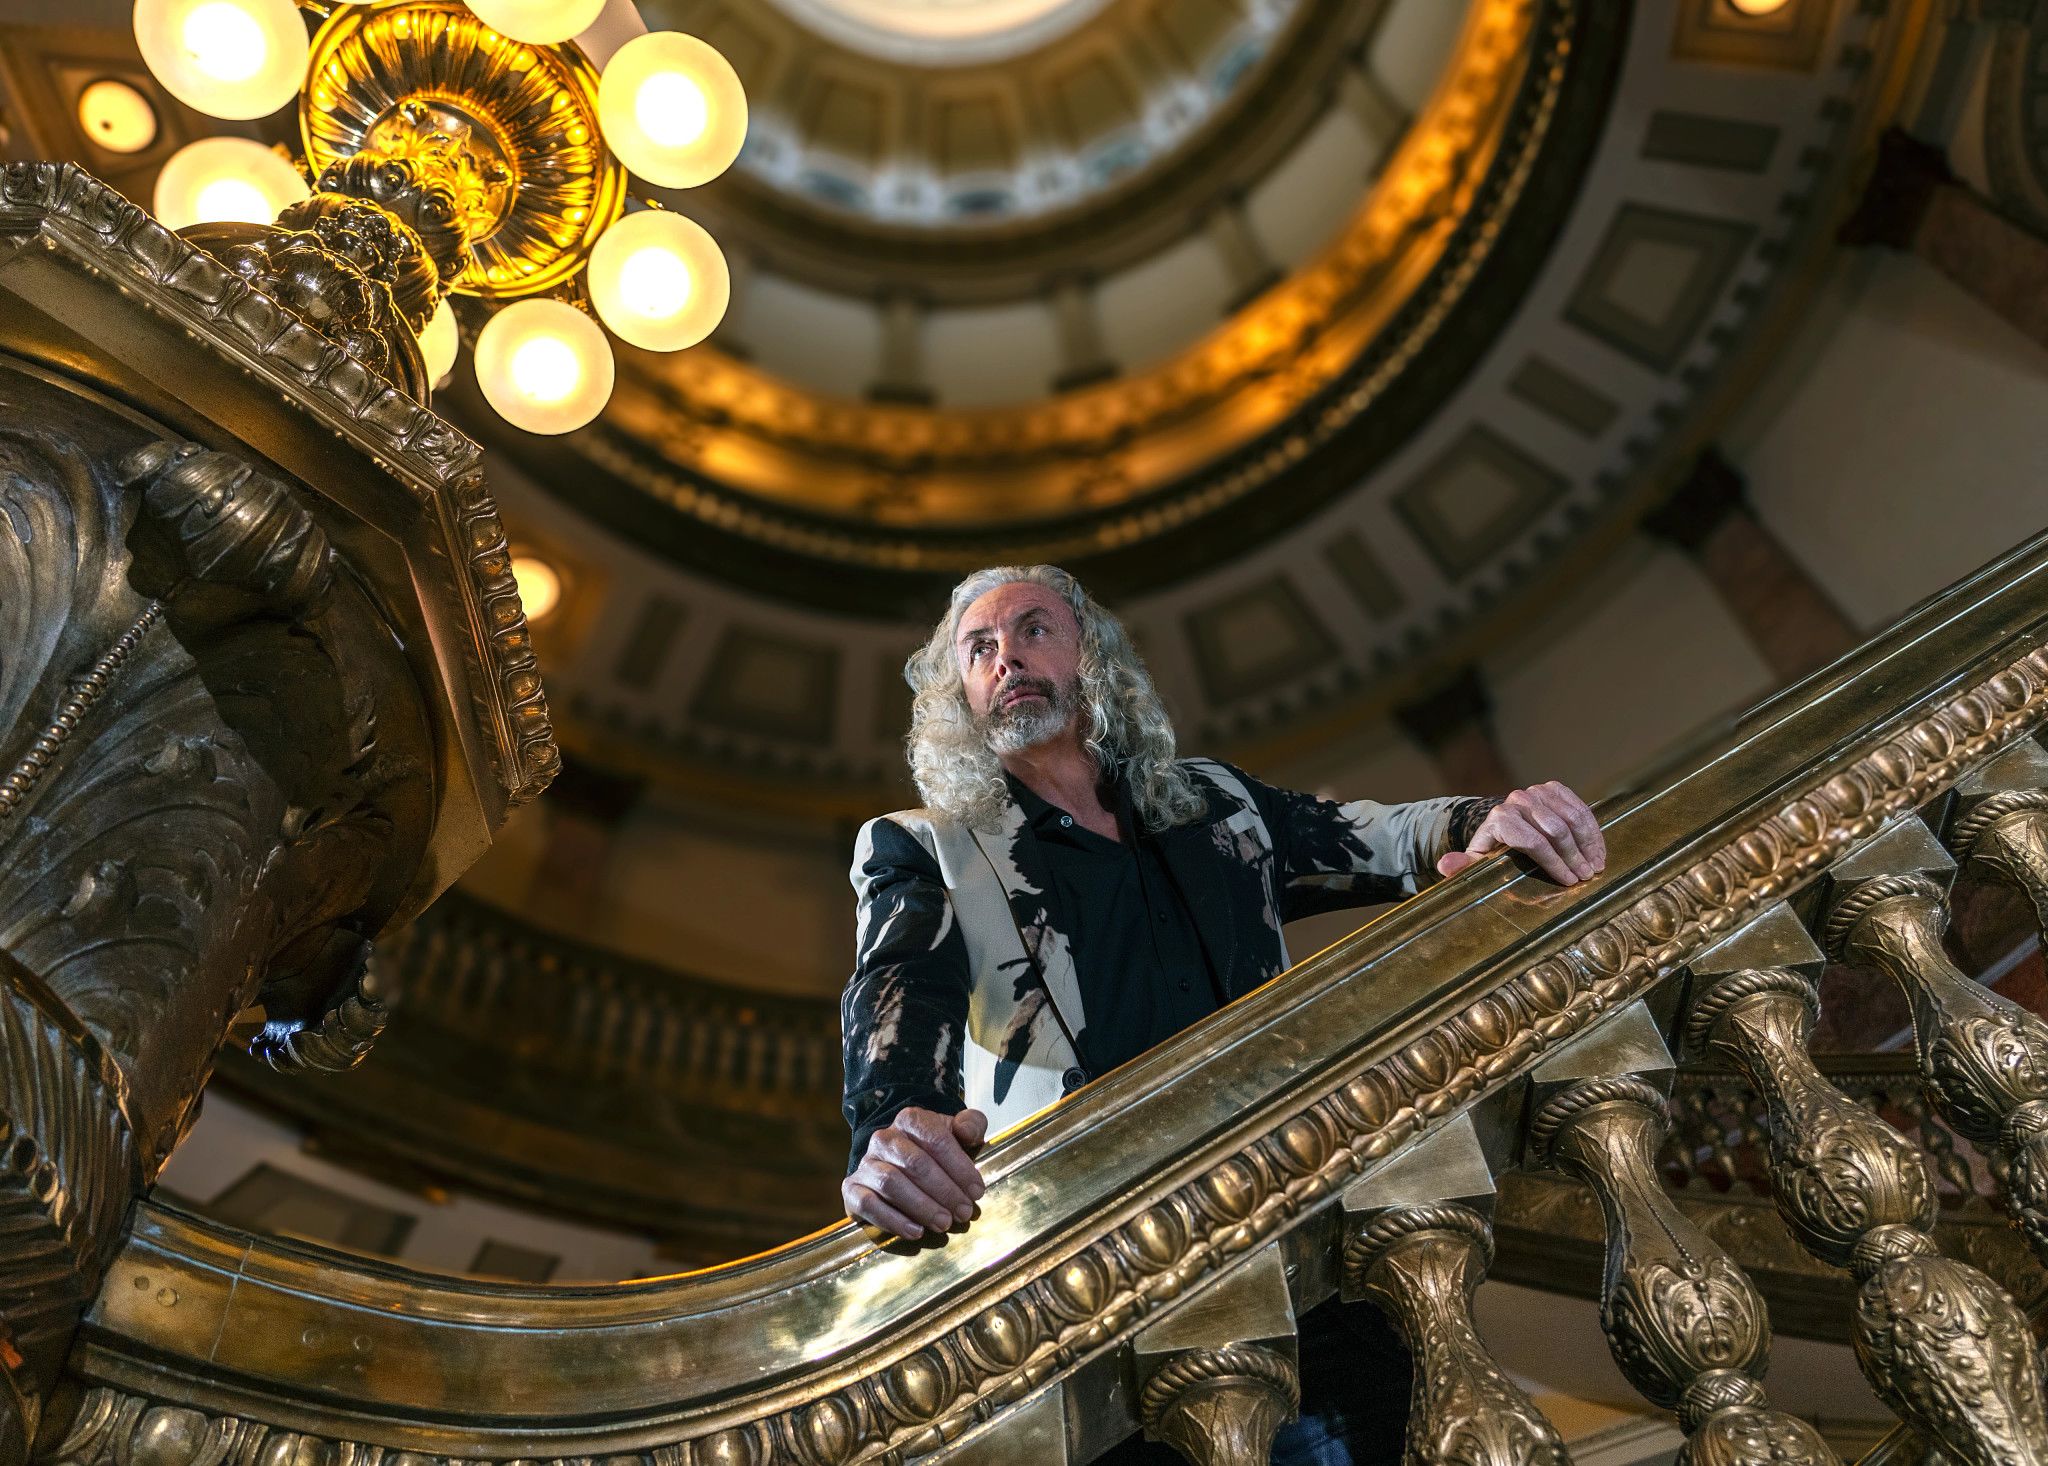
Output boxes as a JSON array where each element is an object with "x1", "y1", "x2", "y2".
[
  {"x1": 1810, "y1": 830, "x2": 2048, "y2": 1463},
  {"x1": 1826, "y1": 853, "x2": 2048, "y2": 1272},
  {"x1": 1341, "y1": 1112, "x2": 1564, "y2": 1464},
  {"x1": 1948, "y1": 739, "x2": 2048, "y2": 951}
]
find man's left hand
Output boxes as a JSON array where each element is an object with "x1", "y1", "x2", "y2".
[{"x1": 1437, "y1": 782, "x2": 1605, "y2": 885}]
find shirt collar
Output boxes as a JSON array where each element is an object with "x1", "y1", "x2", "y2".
[{"x1": 1004, "y1": 764, "x2": 1142, "y2": 837}]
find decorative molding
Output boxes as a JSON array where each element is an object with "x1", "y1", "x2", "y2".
[{"x1": 0, "y1": 162, "x2": 558, "y2": 810}]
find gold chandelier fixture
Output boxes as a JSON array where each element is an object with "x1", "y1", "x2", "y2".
[{"x1": 131, "y1": 0, "x2": 747, "y2": 434}]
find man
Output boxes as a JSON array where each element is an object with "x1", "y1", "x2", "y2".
[{"x1": 841, "y1": 565, "x2": 1604, "y2": 1462}]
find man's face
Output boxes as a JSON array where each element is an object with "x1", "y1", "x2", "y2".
[{"x1": 954, "y1": 581, "x2": 1084, "y2": 754}]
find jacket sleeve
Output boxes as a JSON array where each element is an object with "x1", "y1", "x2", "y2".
[
  {"x1": 842, "y1": 816, "x2": 972, "y2": 1173},
  {"x1": 1233, "y1": 766, "x2": 1499, "y2": 923}
]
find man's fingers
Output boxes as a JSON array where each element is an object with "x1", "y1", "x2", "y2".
[
  {"x1": 953, "y1": 1108, "x2": 989, "y2": 1151},
  {"x1": 874, "y1": 1133, "x2": 973, "y2": 1219},
  {"x1": 1543, "y1": 782, "x2": 1606, "y2": 867},
  {"x1": 897, "y1": 1109, "x2": 986, "y2": 1201},
  {"x1": 866, "y1": 1161, "x2": 957, "y2": 1235},
  {"x1": 1436, "y1": 849, "x2": 1480, "y2": 878},
  {"x1": 844, "y1": 1181, "x2": 925, "y2": 1242},
  {"x1": 1508, "y1": 788, "x2": 1590, "y2": 879},
  {"x1": 1485, "y1": 804, "x2": 1580, "y2": 885},
  {"x1": 1532, "y1": 783, "x2": 1604, "y2": 874}
]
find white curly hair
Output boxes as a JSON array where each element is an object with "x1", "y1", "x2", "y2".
[{"x1": 903, "y1": 564, "x2": 1207, "y2": 831}]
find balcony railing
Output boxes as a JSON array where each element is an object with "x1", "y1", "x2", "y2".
[{"x1": 45, "y1": 525, "x2": 2048, "y2": 1464}]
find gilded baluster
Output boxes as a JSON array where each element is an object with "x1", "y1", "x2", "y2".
[
  {"x1": 1137, "y1": 1348, "x2": 1300, "y2": 1466},
  {"x1": 1529, "y1": 1076, "x2": 1840, "y2": 1466},
  {"x1": 1343, "y1": 1204, "x2": 1569, "y2": 1466},
  {"x1": 1949, "y1": 740, "x2": 2048, "y2": 941},
  {"x1": 1953, "y1": 789, "x2": 2048, "y2": 936},
  {"x1": 1686, "y1": 891, "x2": 2048, "y2": 1466},
  {"x1": 1825, "y1": 825, "x2": 2048, "y2": 1269},
  {"x1": 1132, "y1": 1244, "x2": 1299, "y2": 1466}
]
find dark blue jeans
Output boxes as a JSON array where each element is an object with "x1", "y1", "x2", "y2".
[{"x1": 1096, "y1": 1299, "x2": 1412, "y2": 1465}]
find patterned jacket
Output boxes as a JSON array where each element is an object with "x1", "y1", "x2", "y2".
[{"x1": 842, "y1": 758, "x2": 1489, "y2": 1165}]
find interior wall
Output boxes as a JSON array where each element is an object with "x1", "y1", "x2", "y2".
[{"x1": 1728, "y1": 251, "x2": 2048, "y2": 629}]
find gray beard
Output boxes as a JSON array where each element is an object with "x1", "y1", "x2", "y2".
[{"x1": 980, "y1": 678, "x2": 1080, "y2": 755}]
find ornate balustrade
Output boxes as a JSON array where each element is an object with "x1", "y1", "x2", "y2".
[
  {"x1": 1495, "y1": 1052, "x2": 2048, "y2": 1353},
  {"x1": 36, "y1": 469, "x2": 2048, "y2": 1460}
]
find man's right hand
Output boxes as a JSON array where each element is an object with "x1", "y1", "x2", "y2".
[{"x1": 843, "y1": 1107, "x2": 988, "y2": 1241}]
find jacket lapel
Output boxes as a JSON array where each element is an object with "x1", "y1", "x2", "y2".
[
  {"x1": 967, "y1": 795, "x2": 1090, "y2": 1084},
  {"x1": 1154, "y1": 777, "x2": 1288, "y2": 1000}
]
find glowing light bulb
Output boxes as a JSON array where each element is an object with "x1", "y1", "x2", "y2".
[
  {"x1": 418, "y1": 298, "x2": 460, "y2": 385},
  {"x1": 134, "y1": 0, "x2": 308, "y2": 120},
  {"x1": 635, "y1": 71, "x2": 709, "y2": 149},
  {"x1": 193, "y1": 176, "x2": 271, "y2": 224},
  {"x1": 182, "y1": 2, "x2": 267, "y2": 82},
  {"x1": 587, "y1": 208, "x2": 729, "y2": 351},
  {"x1": 462, "y1": 0, "x2": 606, "y2": 46},
  {"x1": 509, "y1": 335, "x2": 582, "y2": 403},
  {"x1": 1727, "y1": 0, "x2": 1792, "y2": 12},
  {"x1": 473, "y1": 298, "x2": 615, "y2": 434},
  {"x1": 77, "y1": 79, "x2": 159, "y2": 154},
  {"x1": 511, "y1": 554, "x2": 563, "y2": 622},
  {"x1": 154, "y1": 136, "x2": 310, "y2": 230},
  {"x1": 620, "y1": 247, "x2": 693, "y2": 318},
  {"x1": 598, "y1": 32, "x2": 747, "y2": 189}
]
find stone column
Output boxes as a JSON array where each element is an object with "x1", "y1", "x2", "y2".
[
  {"x1": 1204, "y1": 193, "x2": 1280, "y2": 310},
  {"x1": 1643, "y1": 448, "x2": 1858, "y2": 683},
  {"x1": 871, "y1": 289, "x2": 933, "y2": 406},
  {"x1": 1841, "y1": 126, "x2": 2048, "y2": 353},
  {"x1": 1050, "y1": 275, "x2": 1118, "y2": 393},
  {"x1": 1391, "y1": 666, "x2": 1517, "y2": 797}
]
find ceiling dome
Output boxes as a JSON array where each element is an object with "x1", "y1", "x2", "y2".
[{"x1": 427, "y1": 0, "x2": 1922, "y2": 811}]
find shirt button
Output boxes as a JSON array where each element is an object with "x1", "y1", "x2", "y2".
[
  {"x1": 1061, "y1": 1066, "x2": 1087, "y2": 1094},
  {"x1": 1059, "y1": 814, "x2": 1073, "y2": 828}
]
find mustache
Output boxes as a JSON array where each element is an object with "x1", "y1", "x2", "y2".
[{"x1": 995, "y1": 676, "x2": 1056, "y2": 705}]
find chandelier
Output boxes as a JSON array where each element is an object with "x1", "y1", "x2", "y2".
[{"x1": 130, "y1": 0, "x2": 746, "y2": 434}]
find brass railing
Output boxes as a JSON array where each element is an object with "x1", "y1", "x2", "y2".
[{"x1": 44, "y1": 528, "x2": 2048, "y2": 1462}]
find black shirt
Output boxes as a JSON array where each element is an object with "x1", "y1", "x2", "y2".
[{"x1": 1007, "y1": 773, "x2": 1224, "y2": 1079}]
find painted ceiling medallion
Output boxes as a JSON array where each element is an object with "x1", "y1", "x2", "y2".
[
  {"x1": 301, "y1": 0, "x2": 627, "y2": 298},
  {"x1": 763, "y1": 0, "x2": 1116, "y2": 65}
]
